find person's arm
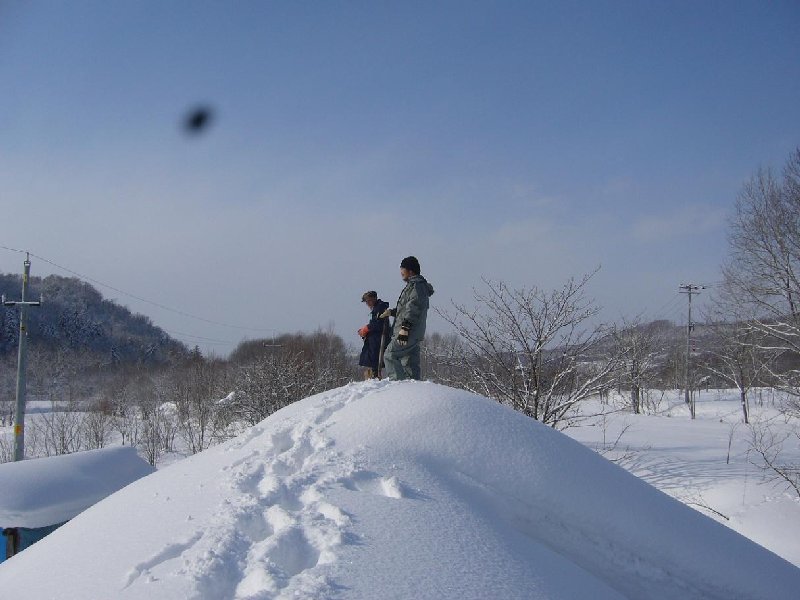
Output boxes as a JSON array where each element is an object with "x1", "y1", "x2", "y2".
[
  {"x1": 367, "y1": 303, "x2": 389, "y2": 333},
  {"x1": 400, "y1": 281, "x2": 426, "y2": 331},
  {"x1": 396, "y1": 283, "x2": 426, "y2": 345}
]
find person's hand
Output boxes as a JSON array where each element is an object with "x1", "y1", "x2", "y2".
[
  {"x1": 397, "y1": 328, "x2": 410, "y2": 346},
  {"x1": 379, "y1": 308, "x2": 394, "y2": 319},
  {"x1": 358, "y1": 325, "x2": 369, "y2": 338}
]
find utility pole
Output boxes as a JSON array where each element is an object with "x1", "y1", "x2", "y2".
[
  {"x1": 2, "y1": 253, "x2": 42, "y2": 461},
  {"x1": 679, "y1": 284, "x2": 705, "y2": 420}
]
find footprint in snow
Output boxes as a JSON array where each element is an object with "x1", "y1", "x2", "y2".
[{"x1": 341, "y1": 470, "x2": 406, "y2": 499}]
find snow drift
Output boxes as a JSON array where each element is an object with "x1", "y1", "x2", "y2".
[
  {"x1": 0, "y1": 380, "x2": 797, "y2": 599},
  {"x1": 0, "y1": 446, "x2": 154, "y2": 528}
]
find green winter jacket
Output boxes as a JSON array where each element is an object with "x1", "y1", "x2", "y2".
[{"x1": 393, "y1": 274, "x2": 435, "y2": 341}]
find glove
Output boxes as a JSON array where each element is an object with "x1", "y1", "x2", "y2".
[
  {"x1": 358, "y1": 325, "x2": 369, "y2": 338},
  {"x1": 397, "y1": 327, "x2": 410, "y2": 346},
  {"x1": 379, "y1": 308, "x2": 395, "y2": 319}
]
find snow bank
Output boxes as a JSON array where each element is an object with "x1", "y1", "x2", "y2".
[
  {"x1": 0, "y1": 446, "x2": 154, "y2": 528},
  {"x1": 0, "y1": 381, "x2": 797, "y2": 599}
]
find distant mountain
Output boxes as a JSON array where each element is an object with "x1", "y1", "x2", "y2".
[{"x1": 0, "y1": 272, "x2": 187, "y2": 365}]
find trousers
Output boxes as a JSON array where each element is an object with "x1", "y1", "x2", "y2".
[{"x1": 384, "y1": 338, "x2": 422, "y2": 380}]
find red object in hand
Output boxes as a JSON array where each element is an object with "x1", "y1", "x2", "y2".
[{"x1": 358, "y1": 325, "x2": 369, "y2": 338}]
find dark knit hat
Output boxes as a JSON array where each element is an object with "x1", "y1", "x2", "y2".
[
  {"x1": 361, "y1": 291, "x2": 378, "y2": 302},
  {"x1": 400, "y1": 256, "x2": 420, "y2": 273}
]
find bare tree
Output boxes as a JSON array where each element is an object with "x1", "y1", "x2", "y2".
[
  {"x1": 0, "y1": 354, "x2": 15, "y2": 426},
  {"x1": 702, "y1": 319, "x2": 767, "y2": 424},
  {"x1": 231, "y1": 349, "x2": 311, "y2": 426},
  {"x1": 610, "y1": 317, "x2": 663, "y2": 414},
  {"x1": 227, "y1": 330, "x2": 352, "y2": 426},
  {"x1": 437, "y1": 271, "x2": 617, "y2": 429},
  {"x1": 172, "y1": 357, "x2": 227, "y2": 454},
  {"x1": 111, "y1": 387, "x2": 141, "y2": 447},
  {"x1": 721, "y1": 148, "x2": 800, "y2": 398},
  {"x1": 39, "y1": 399, "x2": 83, "y2": 456},
  {"x1": 132, "y1": 373, "x2": 176, "y2": 466},
  {"x1": 749, "y1": 419, "x2": 800, "y2": 499},
  {"x1": 138, "y1": 398, "x2": 176, "y2": 467},
  {"x1": 82, "y1": 399, "x2": 114, "y2": 449},
  {"x1": 422, "y1": 332, "x2": 471, "y2": 386},
  {"x1": 718, "y1": 149, "x2": 800, "y2": 489},
  {"x1": 0, "y1": 434, "x2": 13, "y2": 463},
  {"x1": 138, "y1": 409, "x2": 163, "y2": 466}
]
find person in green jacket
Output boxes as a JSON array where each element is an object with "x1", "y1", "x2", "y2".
[{"x1": 381, "y1": 256, "x2": 434, "y2": 380}]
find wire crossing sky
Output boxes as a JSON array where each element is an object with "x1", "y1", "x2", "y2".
[{"x1": 1, "y1": 1, "x2": 798, "y2": 355}]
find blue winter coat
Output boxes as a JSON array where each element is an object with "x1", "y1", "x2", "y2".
[{"x1": 359, "y1": 300, "x2": 391, "y2": 369}]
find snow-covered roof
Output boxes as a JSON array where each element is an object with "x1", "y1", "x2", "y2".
[
  {"x1": 0, "y1": 446, "x2": 154, "y2": 528},
  {"x1": 0, "y1": 381, "x2": 798, "y2": 599}
]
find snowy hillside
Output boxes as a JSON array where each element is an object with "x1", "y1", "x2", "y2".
[{"x1": 0, "y1": 381, "x2": 798, "y2": 599}]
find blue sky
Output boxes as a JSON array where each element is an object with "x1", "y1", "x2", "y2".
[{"x1": 1, "y1": 1, "x2": 799, "y2": 354}]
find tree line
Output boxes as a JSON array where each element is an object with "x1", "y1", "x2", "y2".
[{"x1": 0, "y1": 330, "x2": 356, "y2": 465}]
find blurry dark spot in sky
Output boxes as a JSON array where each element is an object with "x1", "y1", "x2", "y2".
[{"x1": 183, "y1": 106, "x2": 214, "y2": 135}]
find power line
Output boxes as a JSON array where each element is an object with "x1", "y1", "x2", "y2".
[
  {"x1": 648, "y1": 292, "x2": 683, "y2": 319},
  {"x1": 661, "y1": 303, "x2": 687, "y2": 325},
  {"x1": 0, "y1": 245, "x2": 28, "y2": 256},
  {"x1": 161, "y1": 328, "x2": 239, "y2": 346},
  {"x1": 1, "y1": 245, "x2": 275, "y2": 334}
]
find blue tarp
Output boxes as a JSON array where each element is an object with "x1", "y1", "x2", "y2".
[{"x1": 2, "y1": 523, "x2": 66, "y2": 563}]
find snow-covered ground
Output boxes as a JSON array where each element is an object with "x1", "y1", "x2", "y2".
[
  {"x1": 0, "y1": 380, "x2": 797, "y2": 599},
  {"x1": 566, "y1": 388, "x2": 800, "y2": 568}
]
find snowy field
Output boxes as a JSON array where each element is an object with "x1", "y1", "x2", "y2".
[
  {"x1": 0, "y1": 381, "x2": 798, "y2": 599},
  {"x1": 566, "y1": 388, "x2": 800, "y2": 568}
]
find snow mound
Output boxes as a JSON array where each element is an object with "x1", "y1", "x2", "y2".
[
  {"x1": 0, "y1": 445, "x2": 154, "y2": 528},
  {"x1": 0, "y1": 381, "x2": 797, "y2": 599}
]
